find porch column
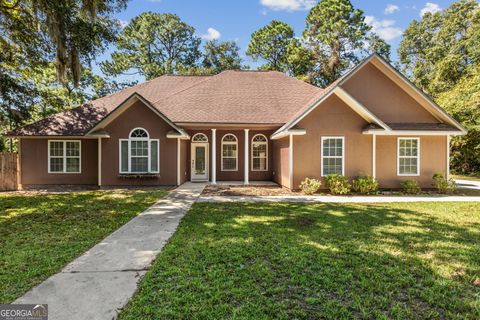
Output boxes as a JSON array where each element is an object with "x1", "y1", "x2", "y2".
[
  {"x1": 211, "y1": 129, "x2": 216, "y2": 184},
  {"x1": 372, "y1": 134, "x2": 376, "y2": 179},
  {"x1": 98, "y1": 137, "x2": 102, "y2": 187},
  {"x1": 289, "y1": 134, "x2": 293, "y2": 190},
  {"x1": 177, "y1": 138, "x2": 181, "y2": 186},
  {"x1": 446, "y1": 135, "x2": 451, "y2": 179},
  {"x1": 244, "y1": 129, "x2": 249, "y2": 185}
]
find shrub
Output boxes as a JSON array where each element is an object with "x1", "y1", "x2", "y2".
[
  {"x1": 299, "y1": 178, "x2": 322, "y2": 195},
  {"x1": 352, "y1": 175, "x2": 379, "y2": 194},
  {"x1": 400, "y1": 180, "x2": 421, "y2": 194},
  {"x1": 324, "y1": 174, "x2": 351, "y2": 195},
  {"x1": 432, "y1": 173, "x2": 457, "y2": 194}
]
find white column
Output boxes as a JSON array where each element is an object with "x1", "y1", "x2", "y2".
[
  {"x1": 372, "y1": 134, "x2": 376, "y2": 179},
  {"x1": 211, "y1": 129, "x2": 216, "y2": 184},
  {"x1": 177, "y1": 138, "x2": 181, "y2": 186},
  {"x1": 446, "y1": 135, "x2": 451, "y2": 179},
  {"x1": 289, "y1": 134, "x2": 294, "y2": 190},
  {"x1": 244, "y1": 129, "x2": 249, "y2": 185},
  {"x1": 98, "y1": 138, "x2": 102, "y2": 187}
]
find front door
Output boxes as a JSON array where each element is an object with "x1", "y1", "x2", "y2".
[{"x1": 191, "y1": 143, "x2": 209, "y2": 181}]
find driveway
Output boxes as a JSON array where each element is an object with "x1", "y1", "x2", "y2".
[
  {"x1": 455, "y1": 178, "x2": 480, "y2": 190},
  {"x1": 15, "y1": 182, "x2": 206, "y2": 320}
]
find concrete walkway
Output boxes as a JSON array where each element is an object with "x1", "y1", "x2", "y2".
[
  {"x1": 15, "y1": 182, "x2": 206, "y2": 320},
  {"x1": 455, "y1": 179, "x2": 480, "y2": 190},
  {"x1": 198, "y1": 194, "x2": 480, "y2": 203}
]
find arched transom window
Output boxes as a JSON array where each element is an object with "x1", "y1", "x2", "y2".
[
  {"x1": 119, "y1": 128, "x2": 159, "y2": 174},
  {"x1": 252, "y1": 134, "x2": 268, "y2": 171},
  {"x1": 192, "y1": 133, "x2": 208, "y2": 142},
  {"x1": 221, "y1": 134, "x2": 238, "y2": 171}
]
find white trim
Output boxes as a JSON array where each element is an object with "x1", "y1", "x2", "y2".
[
  {"x1": 211, "y1": 129, "x2": 217, "y2": 184},
  {"x1": 98, "y1": 138, "x2": 102, "y2": 186},
  {"x1": 191, "y1": 142, "x2": 209, "y2": 181},
  {"x1": 397, "y1": 137, "x2": 420, "y2": 176},
  {"x1": 271, "y1": 129, "x2": 306, "y2": 140},
  {"x1": 320, "y1": 136, "x2": 345, "y2": 177},
  {"x1": 244, "y1": 129, "x2": 249, "y2": 185},
  {"x1": 221, "y1": 133, "x2": 238, "y2": 171},
  {"x1": 446, "y1": 135, "x2": 451, "y2": 179},
  {"x1": 289, "y1": 134, "x2": 294, "y2": 189},
  {"x1": 372, "y1": 134, "x2": 376, "y2": 179},
  {"x1": 363, "y1": 130, "x2": 463, "y2": 136},
  {"x1": 129, "y1": 127, "x2": 149, "y2": 139},
  {"x1": 47, "y1": 140, "x2": 82, "y2": 174},
  {"x1": 251, "y1": 134, "x2": 268, "y2": 171},
  {"x1": 177, "y1": 138, "x2": 181, "y2": 185}
]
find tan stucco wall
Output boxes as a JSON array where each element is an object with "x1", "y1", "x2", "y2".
[
  {"x1": 376, "y1": 135, "x2": 447, "y2": 188},
  {"x1": 272, "y1": 136, "x2": 290, "y2": 188},
  {"x1": 20, "y1": 138, "x2": 98, "y2": 186},
  {"x1": 100, "y1": 100, "x2": 177, "y2": 186},
  {"x1": 341, "y1": 63, "x2": 438, "y2": 124},
  {"x1": 292, "y1": 94, "x2": 372, "y2": 189}
]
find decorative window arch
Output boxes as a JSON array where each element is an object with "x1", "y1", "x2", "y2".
[
  {"x1": 192, "y1": 133, "x2": 208, "y2": 142},
  {"x1": 221, "y1": 133, "x2": 238, "y2": 171},
  {"x1": 119, "y1": 127, "x2": 159, "y2": 174},
  {"x1": 251, "y1": 134, "x2": 268, "y2": 171}
]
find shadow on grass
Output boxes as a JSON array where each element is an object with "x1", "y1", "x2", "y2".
[
  {"x1": 120, "y1": 202, "x2": 480, "y2": 320},
  {"x1": 0, "y1": 189, "x2": 167, "y2": 303}
]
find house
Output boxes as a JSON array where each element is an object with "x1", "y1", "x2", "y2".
[{"x1": 8, "y1": 54, "x2": 466, "y2": 190}]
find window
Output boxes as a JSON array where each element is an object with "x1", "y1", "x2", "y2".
[
  {"x1": 252, "y1": 134, "x2": 268, "y2": 171},
  {"x1": 398, "y1": 138, "x2": 420, "y2": 176},
  {"x1": 321, "y1": 137, "x2": 344, "y2": 176},
  {"x1": 221, "y1": 134, "x2": 238, "y2": 171},
  {"x1": 48, "y1": 140, "x2": 81, "y2": 173},
  {"x1": 119, "y1": 128, "x2": 159, "y2": 174},
  {"x1": 192, "y1": 133, "x2": 208, "y2": 142}
]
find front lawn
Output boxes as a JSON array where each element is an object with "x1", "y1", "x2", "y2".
[
  {"x1": 0, "y1": 188, "x2": 168, "y2": 303},
  {"x1": 120, "y1": 202, "x2": 480, "y2": 320}
]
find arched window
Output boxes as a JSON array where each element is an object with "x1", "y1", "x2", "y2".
[
  {"x1": 119, "y1": 128, "x2": 159, "y2": 174},
  {"x1": 192, "y1": 133, "x2": 208, "y2": 142},
  {"x1": 251, "y1": 134, "x2": 268, "y2": 171},
  {"x1": 221, "y1": 134, "x2": 238, "y2": 171}
]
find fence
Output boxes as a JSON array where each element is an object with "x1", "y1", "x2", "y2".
[{"x1": 0, "y1": 153, "x2": 18, "y2": 191}]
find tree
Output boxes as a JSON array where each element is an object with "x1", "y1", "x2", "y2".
[
  {"x1": 0, "y1": 0, "x2": 126, "y2": 87},
  {"x1": 246, "y1": 20, "x2": 294, "y2": 72},
  {"x1": 399, "y1": 0, "x2": 480, "y2": 96},
  {"x1": 202, "y1": 40, "x2": 243, "y2": 73},
  {"x1": 303, "y1": 0, "x2": 390, "y2": 86},
  {"x1": 399, "y1": 0, "x2": 480, "y2": 175},
  {"x1": 102, "y1": 12, "x2": 201, "y2": 79},
  {"x1": 286, "y1": 38, "x2": 315, "y2": 80}
]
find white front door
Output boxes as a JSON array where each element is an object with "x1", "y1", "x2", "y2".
[{"x1": 191, "y1": 143, "x2": 209, "y2": 181}]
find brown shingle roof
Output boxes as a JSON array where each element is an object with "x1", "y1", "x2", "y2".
[{"x1": 11, "y1": 71, "x2": 321, "y2": 136}]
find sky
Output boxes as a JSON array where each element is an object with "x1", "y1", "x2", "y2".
[{"x1": 93, "y1": 0, "x2": 459, "y2": 82}]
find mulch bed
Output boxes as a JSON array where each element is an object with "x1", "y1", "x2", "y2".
[{"x1": 202, "y1": 185, "x2": 299, "y2": 196}]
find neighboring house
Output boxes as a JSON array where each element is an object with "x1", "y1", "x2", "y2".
[{"x1": 8, "y1": 54, "x2": 466, "y2": 189}]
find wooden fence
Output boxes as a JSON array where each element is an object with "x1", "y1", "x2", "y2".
[{"x1": 0, "y1": 153, "x2": 18, "y2": 191}]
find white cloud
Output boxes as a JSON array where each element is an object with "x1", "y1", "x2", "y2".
[
  {"x1": 365, "y1": 16, "x2": 403, "y2": 41},
  {"x1": 420, "y1": 2, "x2": 442, "y2": 16},
  {"x1": 201, "y1": 28, "x2": 221, "y2": 41},
  {"x1": 117, "y1": 19, "x2": 129, "y2": 28},
  {"x1": 260, "y1": 0, "x2": 315, "y2": 11},
  {"x1": 384, "y1": 4, "x2": 399, "y2": 15}
]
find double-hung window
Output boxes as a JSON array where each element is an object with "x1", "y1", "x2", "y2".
[
  {"x1": 120, "y1": 128, "x2": 159, "y2": 174},
  {"x1": 398, "y1": 138, "x2": 420, "y2": 176},
  {"x1": 221, "y1": 134, "x2": 238, "y2": 171},
  {"x1": 251, "y1": 134, "x2": 268, "y2": 171},
  {"x1": 321, "y1": 137, "x2": 344, "y2": 176},
  {"x1": 48, "y1": 140, "x2": 81, "y2": 173}
]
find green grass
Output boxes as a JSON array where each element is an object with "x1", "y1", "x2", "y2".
[
  {"x1": 0, "y1": 188, "x2": 168, "y2": 303},
  {"x1": 120, "y1": 202, "x2": 480, "y2": 320}
]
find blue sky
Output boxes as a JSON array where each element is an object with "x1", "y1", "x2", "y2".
[{"x1": 94, "y1": 0, "x2": 458, "y2": 82}]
